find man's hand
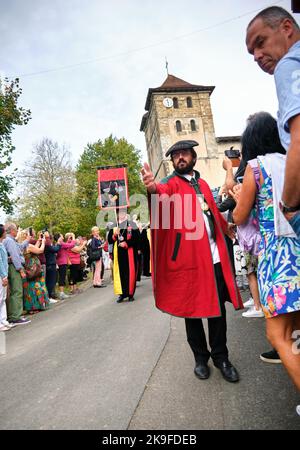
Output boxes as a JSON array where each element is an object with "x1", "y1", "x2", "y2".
[
  {"x1": 141, "y1": 163, "x2": 156, "y2": 194},
  {"x1": 118, "y1": 242, "x2": 127, "y2": 248},
  {"x1": 226, "y1": 223, "x2": 236, "y2": 240}
]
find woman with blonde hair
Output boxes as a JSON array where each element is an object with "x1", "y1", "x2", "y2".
[{"x1": 90, "y1": 226, "x2": 106, "y2": 288}]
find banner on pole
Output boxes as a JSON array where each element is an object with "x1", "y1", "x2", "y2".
[{"x1": 97, "y1": 164, "x2": 130, "y2": 210}]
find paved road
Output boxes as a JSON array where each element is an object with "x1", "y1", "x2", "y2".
[
  {"x1": 1, "y1": 276, "x2": 299, "y2": 429},
  {"x1": 0, "y1": 276, "x2": 169, "y2": 430}
]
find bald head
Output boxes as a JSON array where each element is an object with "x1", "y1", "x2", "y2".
[
  {"x1": 247, "y1": 6, "x2": 299, "y2": 32},
  {"x1": 246, "y1": 7, "x2": 300, "y2": 75}
]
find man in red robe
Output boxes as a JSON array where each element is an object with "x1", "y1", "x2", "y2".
[{"x1": 141, "y1": 140, "x2": 244, "y2": 383}]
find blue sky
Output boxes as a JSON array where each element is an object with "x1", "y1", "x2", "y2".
[{"x1": 1, "y1": 0, "x2": 294, "y2": 171}]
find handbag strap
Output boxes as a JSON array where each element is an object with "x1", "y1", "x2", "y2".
[{"x1": 248, "y1": 159, "x2": 260, "y2": 230}]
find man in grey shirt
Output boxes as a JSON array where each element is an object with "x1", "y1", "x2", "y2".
[
  {"x1": 246, "y1": 6, "x2": 300, "y2": 237},
  {"x1": 3, "y1": 223, "x2": 31, "y2": 325}
]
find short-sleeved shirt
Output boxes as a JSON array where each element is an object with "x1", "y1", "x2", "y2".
[{"x1": 274, "y1": 40, "x2": 300, "y2": 151}]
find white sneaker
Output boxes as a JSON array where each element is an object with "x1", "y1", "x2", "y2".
[
  {"x1": 2, "y1": 321, "x2": 16, "y2": 329},
  {"x1": 0, "y1": 325, "x2": 11, "y2": 331},
  {"x1": 49, "y1": 298, "x2": 58, "y2": 304},
  {"x1": 242, "y1": 306, "x2": 264, "y2": 318},
  {"x1": 296, "y1": 405, "x2": 300, "y2": 416},
  {"x1": 243, "y1": 297, "x2": 254, "y2": 308},
  {"x1": 59, "y1": 292, "x2": 69, "y2": 300}
]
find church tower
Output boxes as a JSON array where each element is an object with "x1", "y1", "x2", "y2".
[{"x1": 140, "y1": 74, "x2": 240, "y2": 188}]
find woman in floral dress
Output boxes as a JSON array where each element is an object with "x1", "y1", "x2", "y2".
[
  {"x1": 19, "y1": 232, "x2": 49, "y2": 313},
  {"x1": 232, "y1": 112, "x2": 300, "y2": 391}
]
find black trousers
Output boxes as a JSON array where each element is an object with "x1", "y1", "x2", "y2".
[
  {"x1": 185, "y1": 263, "x2": 229, "y2": 366},
  {"x1": 46, "y1": 265, "x2": 57, "y2": 298},
  {"x1": 58, "y1": 265, "x2": 67, "y2": 287}
]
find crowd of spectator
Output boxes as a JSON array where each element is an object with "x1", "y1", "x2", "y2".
[{"x1": 0, "y1": 223, "x2": 107, "y2": 330}]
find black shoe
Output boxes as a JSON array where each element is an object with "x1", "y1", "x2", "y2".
[
  {"x1": 260, "y1": 349, "x2": 281, "y2": 364},
  {"x1": 117, "y1": 296, "x2": 124, "y2": 303},
  {"x1": 215, "y1": 360, "x2": 239, "y2": 383},
  {"x1": 128, "y1": 296, "x2": 135, "y2": 302},
  {"x1": 93, "y1": 285, "x2": 107, "y2": 288},
  {"x1": 194, "y1": 362, "x2": 210, "y2": 380}
]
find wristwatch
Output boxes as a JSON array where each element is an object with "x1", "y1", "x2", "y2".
[{"x1": 279, "y1": 200, "x2": 300, "y2": 213}]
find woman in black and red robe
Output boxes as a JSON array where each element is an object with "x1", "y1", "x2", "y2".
[{"x1": 108, "y1": 210, "x2": 140, "y2": 303}]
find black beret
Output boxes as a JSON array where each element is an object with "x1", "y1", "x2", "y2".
[{"x1": 165, "y1": 140, "x2": 199, "y2": 157}]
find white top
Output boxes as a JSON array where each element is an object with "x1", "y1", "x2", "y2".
[
  {"x1": 256, "y1": 154, "x2": 296, "y2": 238},
  {"x1": 183, "y1": 173, "x2": 220, "y2": 264}
]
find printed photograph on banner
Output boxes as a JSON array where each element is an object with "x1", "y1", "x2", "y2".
[{"x1": 98, "y1": 164, "x2": 130, "y2": 210}]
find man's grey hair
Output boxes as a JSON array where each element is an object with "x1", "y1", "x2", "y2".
[
  {"x1": 5, "y1": 222, "x2": 17, "y2": 233},
  {"x1": 248, "y1": 6, "x2": 300, "y2": 31}
]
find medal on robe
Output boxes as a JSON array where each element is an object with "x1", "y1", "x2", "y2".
[{"x1": 198, "y1": 196, "x2": 209, "y2": 211}]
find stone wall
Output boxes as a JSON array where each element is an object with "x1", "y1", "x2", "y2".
[{"x1": 143, "y1": 88, "x2": 241, "y2": 187}]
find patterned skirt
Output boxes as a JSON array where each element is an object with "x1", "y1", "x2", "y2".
[
  {"x1": 23, "y1": 270, "x2": 50, "y2": 311},
  {"x1": 258, "y1": 232, "x2": 300, "y2": 318}
]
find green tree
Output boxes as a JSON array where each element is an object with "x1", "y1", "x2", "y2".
[
  {"x1": 76, "y1": 135, "x2": 145, "y2": 234},
  {"x1": 17, "y1": 138, "x2": 81, "y2": 235},
  {"x1": 0, "y1": 77, "x2": 31, "y2": 214}
]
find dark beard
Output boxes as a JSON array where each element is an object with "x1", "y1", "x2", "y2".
[{"x1": 174, "y1": 159, "x2": 195, "y2": 174}]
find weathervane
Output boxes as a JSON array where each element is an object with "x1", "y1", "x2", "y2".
[{"x1": 165, "y1": 57, "x2": 169, "y2": 75}]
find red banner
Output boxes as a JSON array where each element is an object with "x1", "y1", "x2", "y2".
[{"x1": 97, "y1": 165, "x2": 130, "y2": 210}]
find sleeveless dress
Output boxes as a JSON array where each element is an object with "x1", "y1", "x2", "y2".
[
  {"x1": 256, "y1": 160, "x2": 300, "y2": 318},
  {"x1": 23, "y1": 252, "x2": 49, "y2": 312}
]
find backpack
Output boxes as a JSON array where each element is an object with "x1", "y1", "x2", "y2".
[{"x1": 86, "y1": 240, "x2": 101, "y2": 264}]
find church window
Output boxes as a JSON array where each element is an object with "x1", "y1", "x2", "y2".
[
  {"x1": 187, "y1": 97, "x2": 193, "y2": 108},
  {"x1": 176, "y1": 120, "x2": 182, "y2": 132},
  {"x1": 173, "y1": 97, "x2": 179, "y2": 109},
  {"x1": 190, "y1": 120, "x2": 196, "y2": 131}
]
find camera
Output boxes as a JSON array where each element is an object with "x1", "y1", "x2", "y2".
[{"x1": 224, "y1": 147, "x2": 241, "y2": 167}]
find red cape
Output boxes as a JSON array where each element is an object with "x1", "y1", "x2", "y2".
[{"x1": 150, "y1": 171, "x2": 243, "y2": 318}]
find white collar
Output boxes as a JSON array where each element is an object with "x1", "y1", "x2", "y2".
[{"x1": 182, "y1": 171, "x2": 195, "y2": 181}]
